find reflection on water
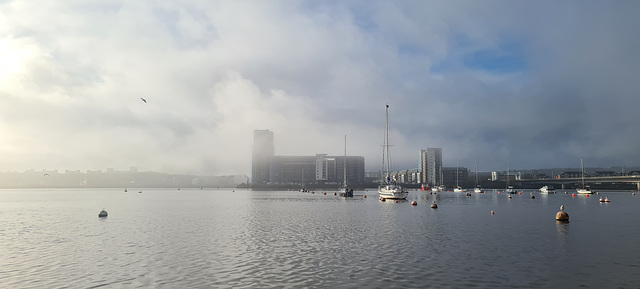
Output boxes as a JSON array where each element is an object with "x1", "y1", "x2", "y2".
[{"x1": 0, "y1": 188, "x2": 639, "y2": 288}]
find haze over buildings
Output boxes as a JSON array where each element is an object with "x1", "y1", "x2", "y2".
[{"x1": 1, "y1": 2, "x2": 638, "y2": 175}]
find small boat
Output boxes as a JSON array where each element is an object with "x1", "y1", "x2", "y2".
[
  {"x1": 432, "y1": 185, "x2": 445, "y2": 192},
  {"x1": 378, "y1": 105, "x2": 408, "y2": 200},
  {"x1": 505, "y1": 164, "x2": 516, "y2": 194},
  {"x1": 473, "y1": 161, "x2": 482, "y2": 193},
  {"x1": 577, "y1": 159, "x2": 595, "y2": 194},
  {"x1": 539, "y1": 185, "x2": 556, "y2": 194},
  {"x1": 338, "y1": 135, "x2": 354, "y2": 198},
  {"x1": 453, "y1": 162, "x2": 466, "y2": 192}
]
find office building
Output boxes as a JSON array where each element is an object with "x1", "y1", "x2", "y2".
[
  {"x1": 252, "y1": 129, "x2": 274, "y2": 184},
  {"x1": 420, "y1": 148, "x2": 442, "y2": 186}
]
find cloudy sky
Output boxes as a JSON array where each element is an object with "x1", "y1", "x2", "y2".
[{"x1": 1, "y1": 1, "x2": 638, "y2": 175}]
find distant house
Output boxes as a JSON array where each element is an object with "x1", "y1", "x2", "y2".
[
  {"x1": 558, "y1": 171, "x2": 581, "y2": 178},
  {"x1": 628, "y1": 171, "x2": 640, "y2": 176},
  {"x1": 594, "y1": 171, "x2": 617, "y2": 177}
]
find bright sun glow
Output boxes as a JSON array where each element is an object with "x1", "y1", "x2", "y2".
[{"x1": 0, "y1": 37, "x2": 35, "y2": 82}]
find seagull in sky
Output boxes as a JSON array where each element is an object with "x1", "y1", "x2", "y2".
[{"x1": 140, "y1": 98, "x2": 147, "y2": 103}]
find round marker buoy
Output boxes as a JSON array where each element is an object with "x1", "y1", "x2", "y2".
[
  {"x1": 411, "y1": 201, "x2": 417, "y2": 206},
  {"x1": 431, "y1": 202, "x2": 438, "y2": 209},
  {"x1": 395, "y1": 200, "x2": 398, "y2": 203},
  {"x1": 491, "y1": 210, "x2": 495, "y2": 215},
  {"x1": 572, "y1": 193, "x2": 576, "y2": 197},
  {"x1": 556, "y1": 211, "x2": 569, "y2": 222},
  {"x1": 363, "y1": 195, "x2": 367, "y2": 198}
]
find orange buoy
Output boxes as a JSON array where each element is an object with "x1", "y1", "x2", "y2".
[
  {"x1": 411, "y1": 201, "x2": 417, "y2": 206},
  {"x1": 323, "y1": 192, "x2": 326, "y2": 195},
  {"x1": 586, "y1": 194, "x2": 590, "y2": 197},
  {"x1": 333, "y1": 192, "x2": 336, "y2": 196},
  {"x1": 519, "y1": 192, "x2": 522, "y2": 195},
  {"x1": 491, "y1": 210, "x2": 495, "y2": 215},
  {"x1": 363, "y1": 195, "x2": 367, "y2": 198},
  {"x1": 431, "y1": 202, "x2": 438, "y2": 208},
  {"x1": 395, "y1": 200, "x2": 398, "y2": 203},
  {"x1": 498, "y1": 191, "x2": 501, "y2": 194},
  {"x1": 572, "y1": 193, "x2": 576, "y2": 197}
]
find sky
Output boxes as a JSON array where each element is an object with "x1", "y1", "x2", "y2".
[{"x1": 1, "y1": 0, "x2": 639, "y2": 175}]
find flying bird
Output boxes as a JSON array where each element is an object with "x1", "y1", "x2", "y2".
[{"x1": 140, "y1": 98, "x2": 147, "y2": 103}]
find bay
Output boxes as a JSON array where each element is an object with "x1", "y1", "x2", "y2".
[{"x1": 1, "y1": 188, "x2": 639, "y2": 288}]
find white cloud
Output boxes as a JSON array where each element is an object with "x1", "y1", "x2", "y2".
[{"x1": 0, "y1": 1, "x2": 638, "y2": 175}]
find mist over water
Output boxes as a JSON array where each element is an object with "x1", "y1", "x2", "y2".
[{"x1": 1, "y1": 188, "x2": 639, "y2": 288}]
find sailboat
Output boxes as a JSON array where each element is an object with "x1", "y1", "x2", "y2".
[
  {"x1": 378, "y1": 105, "x2": 408, "y2": 200},
  {"x1": 299, "y1": 167, "x2": 308, "y2": 192},
  {"x1": 338, "y1": 135, "x2": 354, "y2": 197},
  {"x1": 453, "y1": 162, "x2": 466, "y2": 192},
  {"x1": 576, "y1": 158, "x2": 594, "y2": 194},
  {"x1": 474, "y1": 161, "x2": 483, "y2": 193},
  {"x1": 432, "y1": 162, "x2": 445, "y2": 192},
  {"x1": 505, "y1": 164, "x2": 517, "y2": 194}
]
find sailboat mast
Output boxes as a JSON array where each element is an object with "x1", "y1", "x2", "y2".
[
  {"x1": 456, "y1": 161, "x2": 459, "y2": 187},
  {"x1": 343, "y1": 134, "x2": 347, "y2": 186},
  {"x1": 385, "y1": 104, "x2": 390, "y2": 178},
  {"x1": 581, "y1": 158, "x2": 585, "y2": 188},
  {"x1": 475, "y1": 160, "x2": 479, "y2": 186}
]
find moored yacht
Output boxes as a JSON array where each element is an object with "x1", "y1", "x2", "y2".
[
  {"x1": 539, "y1": 185, "x2": 556, "y2": 194},
  {"x1": 378, "y1": 105, "x2": 408, "y2": 200}
]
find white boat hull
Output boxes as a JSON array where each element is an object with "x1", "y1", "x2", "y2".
[
  {"x1": 539, "y1": 186, "x2": 555, "y2": 194},
  {"x1": 474, "y1": 188, "x2": 483, "y2": 193},
  {"x1": 576, "y1": 188, "x2": 593, "y2": 194},
  {"x1": 378, "y1": 185, "x2": 408, "y2": 199}
]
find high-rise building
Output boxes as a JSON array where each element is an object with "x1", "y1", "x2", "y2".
[
  {"x1": 420, "y1": 148, "x2": 442, "y2": 186},
  {"x1": 252, "y1": 129, "x2": 274, "y2": 184}
]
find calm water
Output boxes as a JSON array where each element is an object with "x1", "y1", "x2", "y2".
[{"x1": 1, "y1": 188, "x2": 639, "y2": 288}]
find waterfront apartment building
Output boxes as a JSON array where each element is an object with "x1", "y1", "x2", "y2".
[
  {"x1": 251, "y1": 129, "x2": 365, "y2": 186},
  {"x1": 252, "y1": 129, "x2": 274, "y2": 185},
  {"x1": 270, "y1": 155, "x2": 365, "y2": 186},
  {"x1": 442, "y1": 166, "x2": 469, "y2": 188},
  {"x1": 420, "y1": 148, "x2": 442, "y2": 186}
]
